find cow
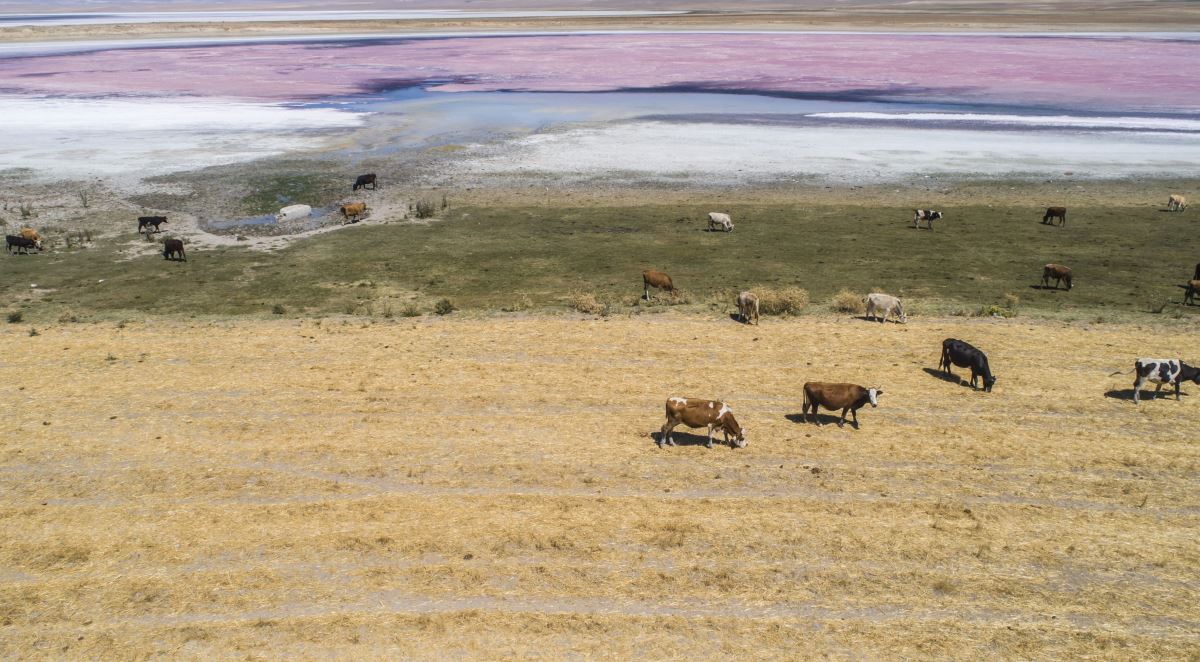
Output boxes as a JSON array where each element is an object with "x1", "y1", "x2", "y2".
[
  {"x1": 18, "y1": 228, "x2": 43, "y2": 250},
  {"x1": 707, "y1": 212, "x2": 734, "y2": 232},
  {"x1": 1042, "y1": 207, "x2": 1067, "y2": 226},
  {"x1": 137, "y1": 216, "x2": 168, "y2": 233},
  {"x1": 1167, "y1": 194, "x2": 1187, "y2": 212},
  {"x1": 736, "y1": 291, "x2": 759, "y2": 325},
  {"x1": 162, "y1": 238, "x2": 186, "y2": 261},
  {"x1": 938, "y1": 338, "x2": 997, "y2": 392},
  {"x1": 6, "y1": 235, "x2": 37, "y2": 255},
  {"x1": 912, "y1": 209, "x2": 942, "y2": 230},
  {"x1": 340, "y1": 202, "x2": 367, "y2": 224},
  {"x1": 642, "y1": 269, "x2": 675, "y2": 300},
  {"x1": 1111, "y1": 359, "x2": 1200, "y2": 404},
  {"x1": 1184, "y1": 280, "x2": 1200, "y2": 306},
  {"x1": 801, "y1": 382, "x2": 881, "y2": 429},
  {"x1": 275, "y1": 204, "x2": 312, "y2": 223},
  {"x1": 1041, "y1": 264, "x2": 1073, "y2": 290},
  {"x1": 658, "y1": 396, "x2": 746, "y2": 449},
  {"x1": 353, "y1": 173, "x2": 377, "y2": 191},
  {"x1": 864, "y1": 292, "x2": 906, "y2": 324}
]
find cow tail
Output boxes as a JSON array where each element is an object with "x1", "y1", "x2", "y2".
[{"x1": 1109, "y1": 368, "x2": 1133, "y2": 377}]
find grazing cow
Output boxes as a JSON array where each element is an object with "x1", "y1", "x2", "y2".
[
  {"x1": 658, "y1": 396, "x2": 746, "y2": 449},
  {"x1": 801, "y1": 382, "x2": 881, "y2": 429},
  {"x1": 340, "y1": 202, "x2": 367, "y2": 224},
  {"x1": 162, "y1": 238, "x2": 186, "y2": 261},
  {"x1": 1042, "y1": 207, "x2": 1067, "y2": 226},
  {"x1": 736, "y1": 291, "x2": 759, "y2": 325},
  {"x1": 353, "y1": 173, "x2": 377, "y2": 191},
  {"x1": 1184, "y1": 280, "x2": 1200, "y2": 306},
  {"x1": 938, "y1": 338, "x2": 997, "y2": 392},
  {"x1": 642, "y1": 269, "x2": 675, "y2": 300},
  {"x1": 137, "y1": 216, "x2": 168, "y2": 233},
  {"x1": 18, "y1": 228, "x2": 43, "y2": 250},
  {"x1": 1111, "y1": 359, "x2": 1200, "y2": 404},
  {"x1": 864, "y1": 292, "x2": 906, "y2": 324},
  {"x1": 912, "y1": 209, "x2": 942, "y2": 230},
  {"x1": 1167, "y1": 194, "x2": 1187, "y2": 212},
  {"x1": 275, "y1": 204, "x2": 312, "y2": 223},
  {"x1": 707, "y1": 212, "x2": 734, "y2": 232},
  {"x1": 6, "y1": 235, "x2": 37, "y2": 255},
  {"x1": 1041, "y1": 263, "x2": 1073, "y2": 290}
]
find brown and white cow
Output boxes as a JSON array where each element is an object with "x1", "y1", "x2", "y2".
[
  {"x1": 658, "y1": 396, "x2": 746, "y2": 448},
  {"x1": 865, "y1": 292, "x2": 906, "y2": 324},
  {"x1": 340, "y1": 202, "x2": 367, "y2": 224},
  {"x1": 801, "y1": 382, "x2": 881, "y2": 429},
  {"x1": 642, "y1": 269, "x2": 675, "y2": 300},
  {"x1": 1041, "y1": 263, "x2": 1073, "y2": 290},
  {"x1": 737, "y1": 291, "x2": 759, "y2": 325},
  {"x1": 1167, "y1": 194, "x2": 1187, "y2": 212},
  {"x1": 18, "y1": 228, "x2": 43, "y2": 250},
  {"x1": 1042, "y1": 207, "x2": 1067, "y2": 226}
]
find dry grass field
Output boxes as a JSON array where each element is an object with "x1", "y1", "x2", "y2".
[{"x1": 2, "y1": 313, "x2": 1198, "y2": 659}]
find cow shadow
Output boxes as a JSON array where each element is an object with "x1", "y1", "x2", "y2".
[
  {"x1": 1104, "y1": 389, "x2": 1190, "y2": 402},
  {"x1": 785, "y1": 412, "x2": 853, "y2": 427},
  {"x1": 728, "y1": 312, "x2": 755, "y2": 325},
  {"x1": 1028, "y1": 284, "x2": 1065, "y2": 291},
  {"x1": 652, "y1": 430, "x2": 722, "y2": 447},
  {"x1": 922, "y1": 367, "x2": 963, "y2": 385},
  {"x1": 854, "y1": 315, "x2": 903, "y2": 324}
]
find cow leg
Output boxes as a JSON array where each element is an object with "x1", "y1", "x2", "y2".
[
  {"x1": 852, "y1": 407, "x2": 860, "y2": 429},
  {"x1": 1154, "y1": 383, "x2": 1163, "y2": 400},
  {"x1": 1133, "y1": 378, "x2": 1143, "y2": 404},
  {"x1": 837, "y1": 408, "x2": 848, "y2": 428},
  {"x1": 659, "y1": 421, "x2": 677, "y2": 447},
  {"x1": 1175, "y1": 381, "x2": 1182, "y2": 401},
  {"x1": 643, "y1": 284, "x2": 650, "y2": 301},
  {"x1": 706, "y1": 425, "x2": 715, "y2": 449}
]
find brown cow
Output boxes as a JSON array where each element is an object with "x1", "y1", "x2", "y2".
[
  {"x1": 658, "y1": 396, "x2": 746, "y2": 449},
  {"x1": 18, "y1": 228, "x2": 43, "y2": 250},
  {"x1": 1042, "y1": 207, "x2": 1067, "y2": 226},
  {"x1": 801, "y1": 382, "x2": 881, "y2": 429},
  {"x1": 642, "y1": 269, "x2": 675, "y2": 300},
  {"x1": 340, "y1": 202, "x2": 367, "y2": 224},
  {"x1": 1185, "y1": 280, "x2": 1200, "y2": 306},
  {"x1": 737, "y1": 291, "x2": 759, "y2": 324},
  {"x1": 1041, "y1": 263, "x2": 1072, "y2": 290},
  {"x1": 163, "y1": 238, "x2": 186, "y2": 261}
]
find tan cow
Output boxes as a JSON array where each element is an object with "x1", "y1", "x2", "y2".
[
  {"x1": 865, "y1": 292, "x2": 906, "y2": 324},
  {"x1": 1168, "y1": 194, "x2": 1188, "y2": 212},
  {"x1": 642, "y1": 269, "x2": 675, "y2": 300},
  {"x1": 801, "y1": 382, "x2": 881, "y2": 429},
  {"x1": 1041, "y1": 263, "x2": 1073, "y2": 290},
  {"x1": 19, "y1": 228, "x2": 43, "y2": 250},
  {"x1": 707, "y1": 212, "x2": 734, "y2": 232},
  {"x1": 340, "y1": 202, "x2": 367, "y2": 224},
  {"x1": 737, "y1": 291, "x2": 759, "y2": 324},
  {"x1": 658, "y1": 396, "x2": 746, "y2": 449}
]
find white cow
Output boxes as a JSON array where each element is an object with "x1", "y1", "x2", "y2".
[
  {"x1": 707, "y1": 212, "x2": 734, "y2": 232},
  {"x1": 275, "y1": 204, "x2": 312, "y2": 222},
  {"x1": 865, "y1": 292, "x2": 907, "y2": 324},
  {"x1": 1167, "y1": 194, "x2": 1187, "y2": 212},
  {"x1": 736, "y1": 291, "x2": 759, "y2": 325}
]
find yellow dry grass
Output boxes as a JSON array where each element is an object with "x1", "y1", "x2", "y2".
[{"x1": 1, "y1": 314, "x2": 1198, "y2": 659}]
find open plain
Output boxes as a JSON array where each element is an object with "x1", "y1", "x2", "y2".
[{"x1": 1, "y1": 315, "x2": 1199, "y2": 659}]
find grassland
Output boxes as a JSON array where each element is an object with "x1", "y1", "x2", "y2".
[
  {"x1": 1, "y1": 315, "x2": 1198, "y2": 659},
  {"x1": 4, "y1": 195, "x2": 1200, "y2": 323}
]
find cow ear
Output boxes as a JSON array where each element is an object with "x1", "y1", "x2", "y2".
[{"x1": 875, "y1": 387, "x2": 884, "y2": 394}]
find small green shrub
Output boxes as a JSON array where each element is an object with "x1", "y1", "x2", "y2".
[
  {"x1": 28, "y1": 327, "x2": 39, "y2": 337},
  {"x1": 6, "y1": 311, "x2": 22, "y2": 324},
  {"x1": 434, "y1": 299, "x2": 456, "y2": 315},
  {"x1": 400, "y1": 304, "x2": 421, "y2": 317},
  {"x1": 271, "y1": 304, "x2": 286, "y2": 315}
]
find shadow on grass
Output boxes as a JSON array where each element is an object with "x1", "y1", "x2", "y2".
[
  {"x1": 1028, "y1": 284, "x2": 1067, "y2": 291},
  {"x1": 854, "y1": 315, "x2": 904, "y2": 324},
  {"x1": 784, "y1": 412, "x2": 855, "y2": 428},
  {"x1": 1104, "y1": 388, "x2": 1190, "y2": 402},
  {"x1": 652, "y1": 430, "x2": 728, "y2": 447},
  {"x1": 923, "y1": 367, "x2": 963, "y2": 385}
]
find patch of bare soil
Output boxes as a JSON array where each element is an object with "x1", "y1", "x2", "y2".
[{"x1": 1, "y1": 314, "x2": 1197, "y2": 658}]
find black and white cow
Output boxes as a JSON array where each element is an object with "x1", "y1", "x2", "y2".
[
  {"x1": 1114, "y1": 359, "x2": 1200, "y2": 404},
  {"x1": 913, "y1": 209, "x2": 943, "y2": 230}
]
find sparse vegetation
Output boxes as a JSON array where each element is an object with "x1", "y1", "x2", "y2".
[
  {"x1": 27, "y1": 327, "x2": 39, "y2": 336},
  {"x1": 78, "y1": 190, "x2": 91, "y2": 208},
  {"x1": 272, "y1": 304, "x2": 286, "y2": 315},
  {"x1": 831, "y1": 289, "x2": 866, "y2": 314},
  {"x1": 434, "y1": 298, "x2": 456, "y2": 315},
  {"x1": 18, "y1": 201, "x2": 34, "y2": 219},
  {"x1": 7, "y1": 311, "x2": 22, "y2": 324},
  {"x1": 568, "y1": 291, "x2": 608, "y2": 315},
  {"x1": 400, "y1": 303, "x2": 422, "y2": 317},
  {"x1": 755, "y1": 286, "x2": 810, "y2": 316},
  {"x1": 413, "y1": 199, "x2": 437, "y2": 219}
]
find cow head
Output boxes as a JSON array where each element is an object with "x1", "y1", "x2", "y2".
[
  {"x1": 868, "y1": 388, "x2": 882, "y2": 406},
  {"x1": 983, "y1": 375, "x2": 997, "y2": 392},
  {"x1": 896, "y1": 307, "x2": 908, "y2": 324},
  {"x1": 33, "y1": 239, "x2": 42, "y2": 250},
  {"x1": 732, "y1": 426, "x2": 747, "y2": 449}
]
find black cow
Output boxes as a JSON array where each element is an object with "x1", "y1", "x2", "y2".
[
  {"x1": 1042, "y1": 207, "x2": 1067, "y2": 226},
  {"x1": 6, "y1": 235, "x2": 37, "y2": 254},
  {"x1": 138, "y1": 216, "x2": 168, "y2": 233},
  {"x1": 1113, "y1": 359, "x2": 1200, "y2": 404},
  {"x1": 352, "y1": 173, "x2": 377, "y2": 191},
  {"x1": 939, "y1": 338, "x2": 997, "y2": 392},
  {"x1": 163, "y1": 238, "x2": 186, "y2": 261}
]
